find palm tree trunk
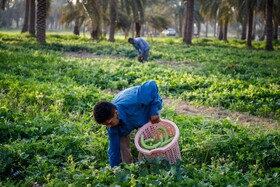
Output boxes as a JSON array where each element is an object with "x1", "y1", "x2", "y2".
[
  {"x1": 265, "y1": 0, "x2": 273, "y2": 50},
  {"x1": 197, "y1": 23, "x2": 201, "y2": 36},
  {"x1": 218, "y1": 21, "x2": 223, "y2": 40},
  {"x1": 223, "y1": 17, "x2": 228, "y2": 41},
  {"x1": 241, "y1": 19, "x2": 247, "y2": 40},
  {"x1": 36, "y1": 0, "x2": 47, "y2": 44},
  {"x1": 252, "y1": 11, "x2": 256, "y2": 39},
  {"x1": 109, "y1": 0, "x2": 117, "y2": 42},
  {"x1": 91, "y1": 24, "x2": 100, "y2": 39},
  {"x1": 183, "y1": 2, "x2": 188, "y2": 43},
  {"x1": 73, "y1": 22, "x2": 80, "y2": 35},
  {"x1": 29, "y1": 0, "x2": 36, "y2": 36},
  {"x1": 131, "y1": 24, "x2": 135, "y2": 38},
  {"x1": 123, "y1": 28, "x2": 129, "y2": 39},
  {"x1": 246, "y1": 7, "x2": 253, "y2": 48},
  {"x1": 205, "y1": 22, "x2": 208, "y2": 37},
  {"x1": 179, "y1": 13, "x2": 183, "y2": 37},
  {"x1": 135, "y1": 22, "x2": 141, "y2": 37},
  {"x1": 183, "y1": 0, "x2": 194, "y2": 45},
  {"x1": 82, "y1": 0, "x2": 102, "y2": 40},
  {"x1": 73, "y1": 14, "x2": 80, "y2": 35},
  {"x1": 73, "y1": 0, "x2": 80, "y2": 35},
  {"x1": 260, "y1": 24, "x2": 266, "y2": 41},
  {"x1": 21, "y1": 0, "x2": 30, "y2": 33},
  {"x1": 213, "y1": 18, "x2": 217, "y2": 37},
  {"x1": 273, "y1": 20, "x2": 278, "y2": 40}
]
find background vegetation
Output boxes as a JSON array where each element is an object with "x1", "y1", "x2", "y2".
[{"x1": 0, "y1": 0, "x2": 279, "y2": 49}]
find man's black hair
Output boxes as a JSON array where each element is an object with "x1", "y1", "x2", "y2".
[
  {"x1": 93, "y1": 101, "x2": 116, "y2": 124},
  {"x1": 128, "y1": 38, "x2": 134, "y2": 43}
]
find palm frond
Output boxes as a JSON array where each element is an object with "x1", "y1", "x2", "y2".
[{"x1": 146, "y1": 14, "x2": 171, "y2": 31}]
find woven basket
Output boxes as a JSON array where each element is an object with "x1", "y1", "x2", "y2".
[{"x1": 134, "y1": 119, "x2": 181, "y2": 164}]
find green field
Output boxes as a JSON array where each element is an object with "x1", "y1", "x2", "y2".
[{"x1": 0, "y1": 33, "x2": 280, "y2": 186}]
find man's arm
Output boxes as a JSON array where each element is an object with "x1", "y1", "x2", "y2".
[
  {"x1": 138, "y1": 80, "x2": 162, "y2": 118},
  {"x1": 138, "y1": 39, "x2": 146, "y2": 54},
  {"x1": 107, "y1": 129, "x2": 121, "y2": 168},
  {"x1": 133, "y1": 43, "x2": 141, "y2": 55}
]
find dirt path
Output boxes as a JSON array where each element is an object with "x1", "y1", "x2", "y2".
[
  {"x1": 164, "y1": 98, "x2": 279, "y2": 132},
  {"x1": 64, "y1": 52, "x2": 280, "y2": 132},
  {"x1": 64, "y1": 51, "x2": 120, "y2": 59}
]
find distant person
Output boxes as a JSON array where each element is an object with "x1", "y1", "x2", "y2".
[
  {"x1": 128, "y1": 37, "x2": 150, "y2": 62},
  {"x1": 93, "y1": 80, "x2": 162, "y2": 168}
]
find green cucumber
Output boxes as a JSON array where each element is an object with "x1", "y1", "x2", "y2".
[
  {"x1": 144, "y1": 138, "x2": 155, "y2": 146},
  {"x1": 140, "y1": 134, "x2": 163, "y2": 150},
  {"x1": 161, "y1": 136, "x2": 174, "y2": 147},
  {"x1": 156, "y1": 126, "x2": 169, "y2": 142},
  {"x1": 144, "y1": 138, "x2": 155, "y2": 144}
]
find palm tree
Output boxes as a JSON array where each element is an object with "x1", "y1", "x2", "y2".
[
  {"x1": 109, "y1": 0, "x2": 117, "y2": 42},
  {"x1": 235, "y1": 0, "x2": 247, "y2": 39},
  {"x1": 81, "y1": 0, "x2": 102, "y2": 39},
  {"x1": 199, "y1": 0, "x2": 220, "y2": 37},
  {"x1": 117, "y1": 0, "x2": 171, "y2": 38},
  {"x1": 272, "y1": 0, "x2": 280, "y2": 40},
  {"x1": 144, "y1": 0, "x2": 172, "y2": 37},
  {"x1": 101, "y1": 0, "x2": 110, "y2": 37},
  {"x1": 246, "y1": 0, "x2": 255, "y2": 47},
  {"x1": 146, "y1": 14, "x2": 171, "y2": 35},
  {"x1": 29, "y1": 0, "x2": 36, "y2": 36},
  {"x1": 120, "y1": 0, "x2": 145, "y2": 37},
  {"x1": 73, "y1": 0, "x2": 81, "y2": 35},
  {"x1": 219, "y1": 0, "x2": 235, "y2": 41},
  {"x1": 241, "y1": 0, "x2": 269, "y2": 47},
  {"x1": 116, "y1": 10, "x2": 132, "y2": 39},
  {"x1": 21, "y1": 0, "x2": 35, "y2": 35},
  {"x1": 240, "y1": 14, "x2": 248, "y2": 40},
  {"x1": 36, "y1": 0, "x2": 47, "y2": 44},
  {"x1": 59, "y1": 0, "x2": 85, "y2": 36},
  {"x1": 193, "y1": 1, "x2": 203, "y2": 36},
  {"x1": 172, "y1": 1, "x2": 185, "y2": 37},
  {"x1": 21, "y1": 0, "x2": 30, "y2": 33},
  {"x1": 132, "y1": 0, "x2": 145, "y2": 37},
  {"x1": 200, "y1": 0, "x2": 235, "y2": 40},
  {"x1": 265, "y1": 0, "x2": 273, "y2": 50},
  {"x1": 183, "y1": 0, "x2": 194, "y2": 45},
  {"x1": 218, "y1": 20, "x2": 223, "y2": 40}
]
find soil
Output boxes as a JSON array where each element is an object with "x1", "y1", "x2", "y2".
[
  {"x1": 64, "y1": 51, "x2": 280, "y2": 132},
  {"x1": 163, "y1": 98, "x2": 279, "y2": 132}
]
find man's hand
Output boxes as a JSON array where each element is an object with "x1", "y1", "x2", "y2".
[
  {"x1": 138, "y1": 55, "x2": 143, "y2": 62},
  {"x1": 150, "y1": 115, "x2": 160, "y2": 124}
]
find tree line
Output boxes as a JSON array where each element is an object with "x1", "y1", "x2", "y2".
[{"x1": 0, "y1": 0, "x2": 279, "y2": 50}]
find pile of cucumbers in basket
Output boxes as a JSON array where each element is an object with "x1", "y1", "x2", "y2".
[{"x1": 140, "y1": 126, "x2": 174, "y2": 150}]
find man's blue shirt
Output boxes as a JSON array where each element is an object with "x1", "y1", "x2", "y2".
[
  {"x1": 106, "y1": 80, "x2": 162, "y2": 167},
  {"x1": 133, "y1": 37, "x2": 150, "y2": 55}
]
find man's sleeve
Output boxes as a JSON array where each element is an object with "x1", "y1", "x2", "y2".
[
  {"x1": 139, "y1": 80, "x2": 162, "y2": 116},
  {"x1": 107, "y1": 128, "x2": 121, "y2": 168},
  {"x1": 138, "y1": 39, "x2": 146, "y2": 53},
  {"x1": 133, "y1": 43, "x2": 141, "y2": 55}
]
